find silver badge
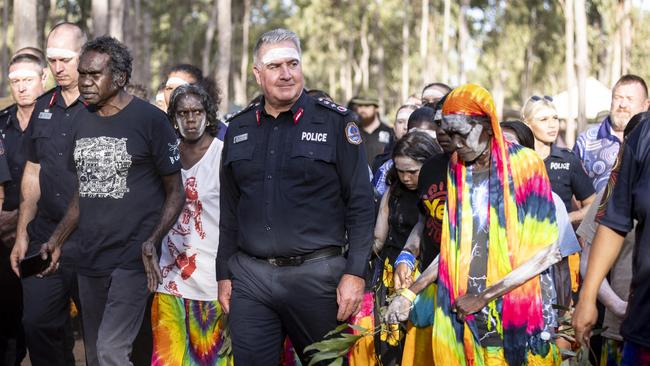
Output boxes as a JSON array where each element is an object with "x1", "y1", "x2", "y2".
[
  {"x1": 38, "y1": 111, "x2": 52, "y2": 120},
  {"x1": 233, "y1": 133, "x2": 248, "y2": 144}
]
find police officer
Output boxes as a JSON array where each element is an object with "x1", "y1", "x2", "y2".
[
  {"x1": 217, "y1": 28, "x2": 374, "y2": 365},
  {"x1": 0, "y1": 51, "x2": 47, "y2": 366},
  {"x1": 9, "y1": 22, "x2": 86, "y2": 366}
]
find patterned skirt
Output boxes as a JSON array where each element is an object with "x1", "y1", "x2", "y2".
[{"x1": 151, "y1": 292, "x2": 233, "y2": 366}]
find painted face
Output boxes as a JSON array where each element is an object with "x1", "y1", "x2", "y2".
[
  {"x1": 77, "y1": 51, "x2": 120, "y2": 107},
  {"x1": 501, "y1": 127, "x2": 519, "y2": 145},
  {"x1": 394, "y1": 156, "x2": 423, "y2": 190},
  {"x1": 8, "y1": 62, "x2": 45, "y2": 107},
  {"x1": 46, "y1": 35, "x2": 80, "y2": 88},
  {"x1": 175, "y1": 94, "x2": 207, "y2": 141},
  {"x1": 164, "y1": 71, "x2": 195, "y2": 105},
  {"x1": 253, "y1": 41, "x2": 304, "y2": 108},
  {"x1": 393, "y1": 107, "x2": 414, "y2": 140},
  {"x1": 610, "y1": 83, "x2": 650, "y2": 131},
  {"x1": 434, "y1": 123, "x2": 454, "y2": 154},
  {"x1": 440, "y1": 114, "x2": 491, "y2": 163},
  {"x1": 528, "y1": 107, "x2": 559, "y2": 144}
]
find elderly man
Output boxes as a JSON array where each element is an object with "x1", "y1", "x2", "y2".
[
  {"x1": 574, "y1": 74, "x2": 650, "y2": 191},
  {"x1": 8, "y1": 22, "x2": 86, "y2": 366},
  {"x1": 41, "y1": 36, "x2": 184, "y2": 366},
  {"x1": 217, "y1": 28, "x2": 374, "y2": 365}
]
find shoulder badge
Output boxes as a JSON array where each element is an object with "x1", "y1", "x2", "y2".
[
  {"x1": 345, "y1": 122, "x2": 362, "y2": 145},
  {"x1": 225, "y1": 102, "x2": 260, "y2": 123},
  {"x1": 0, "y1": 104, "x2": 15, "y2": 118},
  {"x1": 316, "y1": 97, "x2": 349, "y2": 115}
]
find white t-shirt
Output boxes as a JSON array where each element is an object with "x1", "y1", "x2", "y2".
[{"x1": 157, "y1": 137, "x2": 223, "y2": 301}]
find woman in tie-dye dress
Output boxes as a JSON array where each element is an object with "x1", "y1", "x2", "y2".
[{"x1": 152, "y1": 83, "x2": 232, "y2": 366}]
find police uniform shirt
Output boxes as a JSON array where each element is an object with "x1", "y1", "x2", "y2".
[
  {"x1": 544, "y1": 144, "x2": 595, "y2": 211},
  {"x1": 0, "y1": 105, "x2": 25, "y2": 211},
  {"x1": 218, "y1": 91, "x2": 375, "y2": 280},
  {"x1": 360, "y1": 122, "x2": 392, "y2": 167},
  {"x1": 22, "y1": 87, "x2": 86, "y2": 246}
]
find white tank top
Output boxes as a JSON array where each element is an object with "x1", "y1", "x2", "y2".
[{"x1": 157, "y1": 137, "x2": 223, "y2": 301}]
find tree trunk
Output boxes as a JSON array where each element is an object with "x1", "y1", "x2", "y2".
[
  {"x1": 375, "y1": 0, "x2": 386, "y2": 109},
  {"x1": 441, "y1": 0, "x2": 451, "y2": 84},
  {"x1": 142, "y1": 0, "x2": 152, "y2": 89},
  {"x1": 360, "y1": 13, "x2": 370, "y2": 92},
  {"x1": 233, "y1": 0, "x2": 250, "y2": 106},
  {"x1": 202, "y1": 0, "x2": 218, "y2": 74},
  {"x1": 457, "y1": 0, "x2": 469, "y2": 85},
  {"x1": 401, "y1": 0, "x2": 410, "y2": 103},
  {"x1": 574, "y1": 0, "x2": 589, "y2": 134},
  {"x1": 13, "y1": 0, "x2": 38, "y2": 50},
  {"x1": 215, "y1": 0, "x2": 231, "y2": 113},
  {"x1": 419, "y1": 0, "x2": 429, "y2": 87},
  {"x1": 620, "y1": 0, "x2": 631, "y2": 75},
  {"x1": 564, "y1": 0, "x2": 577, "y2": 147},
  {"x1": 0, "y1": 0, "x2": 8, "y2": 97},
  {"x1": 92, "y1": 0, "x2": 109, "y2": 37},
  {"x1": 109, "y1": 0, "x2": 125, "y2": 40}
]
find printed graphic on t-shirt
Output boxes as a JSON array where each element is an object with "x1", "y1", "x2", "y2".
[
  {"x1": 168, "y1": 140, "x2": 180, "y2": 165},
  {"x1": 161, "y1": 175, "x2": 204, "y2": 296},
  {"x1": 422, "y1": 181, "x2": 446, "y2": 243},
  {"x1": 74, "y1": 137, "x2": 132, "y2": 199}
]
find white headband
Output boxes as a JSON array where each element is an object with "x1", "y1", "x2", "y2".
[
  {"x1": 8, "y1": 69, "x2": 40, "y2": 79},
  {"x1": 422, "y1": 89, "x2": 445, "y2": 99},
  {"x1": 46, "y1": 47, "x2": 78, "y2": 59},
  {"x1": 155, "y1": 92, "x2": 165, "y2": 103},
  {"x1": 165, "y1": 77, "x2": 190, "y2": 88},
  {"x1": 397, "y1": 109, "x2": 413, "y2": 121},
  {"x1": 261, "y1": 47, "x2": 301, "y2": 65}
]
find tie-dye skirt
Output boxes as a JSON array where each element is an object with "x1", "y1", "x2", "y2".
[{"x1": 151, "y1": 292, "x2": 233, "y2": 366}]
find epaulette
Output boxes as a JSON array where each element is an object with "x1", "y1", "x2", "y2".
[
  {"x1": 225, "y1": 102, "x2": 260, "y2": 123},
  {"x1": 315, "y1": 98, "x2": 349, "y2": 115},
  {"x1": 0, "y1": 103, "x2": 15, "y2": 118},
  {"x1": 36, "y1": 87, "x2": 57, "y2": 101}
]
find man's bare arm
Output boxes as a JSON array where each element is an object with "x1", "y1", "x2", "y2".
[
  {"x1": 10, "y1": 162, "x2": 40, "y2": 276},
  {"x1": 142, "y1": 172, "x2": 185, "y2": 292}
]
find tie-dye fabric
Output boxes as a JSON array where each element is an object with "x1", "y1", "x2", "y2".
[
  {"x1": 152, "y1": 293, "x2": 233, "y2": 366},
  {"x1": 431, "y1": 84, "x2": 558, "y2": 366}
]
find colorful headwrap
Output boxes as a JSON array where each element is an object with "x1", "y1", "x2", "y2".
[{"x1": 431, "y1": 84, "x2": 558, "y2": 365}]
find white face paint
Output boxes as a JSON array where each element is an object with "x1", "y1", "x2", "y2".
[
  {"x1": 261, "y1": 47, "x2": 301, "y2": 65},
  {"x1": 178, "y1": 114, "x2": 207, "y2": 140},
  {"x1": 8, "y1": 69, "x2": 40, "y2": 79},
  {"x1": 46, "y1": 47, "x2": 79, "y2": 59}
]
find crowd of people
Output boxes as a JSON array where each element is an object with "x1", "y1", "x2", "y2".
[{"x1": 0, "y1": 22, "x2": 649, "y2": 366}]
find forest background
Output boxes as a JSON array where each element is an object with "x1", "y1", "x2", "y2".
[{"x1": 1, "y1": 0, "x2": 648, "y2": 145}]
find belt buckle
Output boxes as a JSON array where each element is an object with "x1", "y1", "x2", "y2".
[{"x1": 268, "y1": 256, "x2": 303, "y2": 267}]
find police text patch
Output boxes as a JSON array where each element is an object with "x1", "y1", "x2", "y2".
[{"x1": 301, "y1": 131, "x2": 327, "y2": 142}]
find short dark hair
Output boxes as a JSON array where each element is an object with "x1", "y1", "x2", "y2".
[
  {"x1": 167, "y1": 64, "x2": 203, "y2": 83},
  {"x1": 82, "y1": 36, "x2": 133, "y2": 87},
  {"x1": 500, "y1": 120, "x2": 535, "y2": 149},
  {"x1": 166, "y1": 64, "x2": 221, "y2": 108},
  {"x1": 168, "y1": 84, "x2": 220, "y2": 137},
  {"x1": 614, "y1": 74, "x2": 648, "y2": 98},
  {"x1": 307, "y1": 89, "x2": 333, "y2": 101},
  {"x1": 9, "y1": 53, "x2": 46, "y2": 71},
  {"x1": 407, "y1": 106, "x2": 435, "y2": 130}
]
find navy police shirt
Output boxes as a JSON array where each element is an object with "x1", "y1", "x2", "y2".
[
  {"x1": 217, "y1": 91, "x2": 375, "y2": 280},
  {"x1": 22, "y1": 87, "x2": 85, "y2": 261},
  {"x1": 544, "y1": 144, "x2": 595, "y2": 211},
  {"x1": 0, "y1": 105, "x2": 26, "y2": 211},
  {"x1": 598, "y1": 118, "x2": 650, "y2": 348}
]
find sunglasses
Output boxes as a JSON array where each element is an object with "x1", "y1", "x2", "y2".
[{"x1": 530, "y1": 95, "x2": 553, "y2": 102}]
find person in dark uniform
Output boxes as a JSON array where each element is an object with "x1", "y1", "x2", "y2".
[
  {"x1": 0, "y1": 51, "x2": 47, "y2": 366},
  {"x1": 521, "y1": 96, "x2": 595, "y2": 223},
  {"x1": 217, "y1": 28, "x2": 374, "y2": 365},
  {"x1": 349, "y1": 95, "x2": 393, "y2": 166},
  {"x1": 9, "y1": 22, "x2": 87, "y2": 366}
]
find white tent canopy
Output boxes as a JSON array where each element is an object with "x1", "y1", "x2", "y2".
[{"x1": 552, "y1": 77, "x2": 612, "y2": 120}]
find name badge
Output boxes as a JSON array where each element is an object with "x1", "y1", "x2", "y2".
[
  {"x1": 233, "y1": 133, "x2": 248, "y2": 144},
  {"x1": 38, "y1": 111, "x2": 52, "y2": 120}
]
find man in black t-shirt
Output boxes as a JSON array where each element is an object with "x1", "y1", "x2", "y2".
[
  {"x1": 349, "y1": 95, "x2": 393, "y2": 165},
  {"x1": 41, "y1": 36, "x2": 184, "y2": 366}
]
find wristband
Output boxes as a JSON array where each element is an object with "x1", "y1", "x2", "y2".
[
  {"x1": 394, "y1": 250, "x2": 416, "y2": 271},
  {"x1": 399, "y1": 288, "x2": 417, "y2": 303}
]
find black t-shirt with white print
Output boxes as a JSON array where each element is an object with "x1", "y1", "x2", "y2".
[{"x1": 72, "y1": 97, "x2": 181, "y2": 276}]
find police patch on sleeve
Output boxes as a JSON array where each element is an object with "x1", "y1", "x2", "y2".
[{"x1": 345, "y1": 122, "x2": 362, "y2": 145}]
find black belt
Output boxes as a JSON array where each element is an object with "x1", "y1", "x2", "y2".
[{"x1": 250, "y1": 246, "x2": 347, "y2": 267}]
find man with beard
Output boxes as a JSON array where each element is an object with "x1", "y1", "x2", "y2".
[
  {"x1": 349, "y1": 95, "x2": 393, "y2": 166},
  {"x1": 574, "y1": 74, "x2": 650, "y2": 191}
]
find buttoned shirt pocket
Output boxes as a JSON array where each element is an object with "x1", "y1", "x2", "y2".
[
  {"x1": 31, "y1": 121, "x2": 54, "y2": 160},
  {"x1": 224, "y1": 142, "x2": 256, "y2": 183},
  {"x1": 287, "y1": 142, "x2": 335, "y2": 183}
]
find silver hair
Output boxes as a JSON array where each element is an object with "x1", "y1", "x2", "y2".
[{"x1": 252, "y1": 28, "x2": 301, "y2": 65}]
